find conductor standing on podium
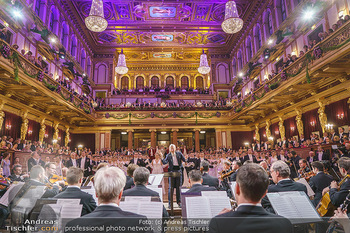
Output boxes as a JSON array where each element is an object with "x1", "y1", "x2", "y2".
[{"x1": 162, "y1": 144, "x2": 186, "y2": 207}]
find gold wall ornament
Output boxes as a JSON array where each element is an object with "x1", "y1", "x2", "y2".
[
  {"x1": 278, "y1": 115, "x2": 285, "y2": 140},
  {"x1": 0, "y1": 111, "x2": 4, "y2": 132},
  {"x1": 65, "y1": 127, "x2": 70, "y2": 147},
  {"x1": 20, "y1": 118, "x2": 28, "y2": 141},
  {"x1": 317, "y1": 100, "x2": 328, "y2": 133},
  {"x1": 295, "y1": 108, "x2": 304, "y2": 137},
  {"x1": 265, "y1": 120, "x2": 271, "y2": 139},
  {"x1": 39, "y1": 118, "x2": 46, "y2": 143},
  {"x1": 255, "y1": 124, "x2": 260, "y2": 142},
  {"x1": 53, "y1": 122, "x2": 59, "y2": 142}
]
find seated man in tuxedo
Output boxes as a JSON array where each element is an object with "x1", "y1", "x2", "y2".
[
  {"x1": 54, "y1": 167, "x2": 97, "y2": 216},
  {"x1": 230, "y1": 160, "x2": 242, "y2": 182},
  {"x1": 9, "y1": 165, "x2": 29, "y2": 182},
  {"x1": 124, "y1": 164, "x2": 138, "y2": 190},
  {"x1": 201, "y1": 161, "x2": 219, "y2": 189},
  {"x1": 209, "y1": 163, "x2": 293, "y2": 233},
  {"x1": 65, "y1": 167, "x2": 152, "y2": 233},
  {"x1": 186, "y1": 170, "x2": 217, "y2": 193},
  {"x1": 123, "y1": 167, "x2": 168, "y2": 218},
  {"x1": 262, "y1": 161, "x2": 307, "y2": 213},
  {"x1": 309, "y1": 161, "x2": 333, "y2": 206}
]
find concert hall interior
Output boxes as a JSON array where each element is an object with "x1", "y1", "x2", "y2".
[{"x1": 1, "y1": 0, "x2": 350, "y2": 232}]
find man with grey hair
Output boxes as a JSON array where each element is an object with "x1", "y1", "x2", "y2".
[
  {"x1": 209, "y1": 164, "x2": 292, "y2": 233},
  {"x1": 201, "y1": 160, "x2": 219, "y2": 189},
  {"x1": 262, "y1": 161, "x2": 307, "y2": 212},
  {"x1": 186, "y1": 170, "x2": 217, "y2": 193},
  {"x1": 123, "y1": 167, "x2": 169, "y2": 218},
  {"x1": 65, "y1": 167, "x2": 152, "y2": 233}
]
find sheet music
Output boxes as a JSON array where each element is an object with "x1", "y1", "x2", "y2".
[
  {"x1": 207, "y1": 197, "x2": 231, "y2": 217},
  {"x1": 148, "y1": 174, "x2": 164, "y2": 186},
  {"x1": 14, "y1": 186, "x2": 46, "y2": 210},
  {"x1": 230, "y1": 182, "x2": 237, "y2": 198},
  {"x1": 138, "y1": 202, "x2": 163, "y2": 219},
  {"x1": 181, "y1": 188, "x2": 189, "y2": 193},
  {"x1": 0, "y1": 182, "x2": 24, "y2": 207},
  {"x1": 201, "y1": 191, "x2": 227, "y2": 197},
  {"x1": 57, "y1": 199, "x2": 81, "y2": 205},
  {"x1": 185, "y1": 197, "x2": 211, "y2": 218},
  {"x1": 119, "y1": 201, "x2": 139, "y2": 212},
  {"x1": 124, "y1": 196, "x2": 151, "y2": 202},
  {"x1": 296, "y1": 178, "x2": 315, "y2": 197},
  {"x1": 267, "y1": 191, "x2": 322, "y2": 224},
  {"x1": 60, "y1": 204, "x2": 83, "y2": 218},
  {"x1": 146, "y1": 186, "x2": 163, "y2": 202}
]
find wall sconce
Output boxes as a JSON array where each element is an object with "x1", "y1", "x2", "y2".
[
  {"x1": 263, "y1": 134, "x2": 266, "y2": 137},
  {"x1": 69, "y1": 138, "x2": 71, "y2": 142},
  {"x1": 337, "y1": 113, "x2": 344, "y2": 119},
  {"x1": 325, "y1": 124, "x2": 334, "y2": 130},
  {"x1": 339, "y1": 10, "x2": 345, "y2": 18},
  {"x1": 52, "y1": 139, "x2": 58, "y2": 144},
  {"x1": 5, "y1": 124, "x2": 11, "y2": 130},
  {"x1": 275, "y1": 131, "x2": 279, "y2": 135},
  {"x1": 268, "y1": 136, "x2": 274, "y2": 141},
  {"x1": 28, "y1": 130, "x2": 33, "y2": 135},
  {"x1": 44, "y1": 134, "x2": 48, "y2": 138},
  {"x1": 244, "y1": 142, "x2": 249, "y2": 146},
  {"x1": 290, "y1": 126, "x2": 295, "y2": 131},
  {"x1": 310, "y1": 121, "x2": 316, "y2": 127},
  {"x1": 58, "y1": 137, "x2": 61, "y2": 140}
]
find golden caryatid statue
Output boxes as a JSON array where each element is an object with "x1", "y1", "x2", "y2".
[
  {"x1": 53, "y1": 122, "x2": 59, "y2": 142},
  {"x1": 278, "y1": 115, "x2": 285, "y2": 140},
  {"x1": 39, "y1": 119, "x2": 46, "y2": 143},
  {"x1": 295, "y1": 108, "x2": 304, "y2": 137},
  {"x1": 318, "y1": 100, "x2": 328, "y2": 133},
  {"x1": 265, "y1": 120, "x2": 271, "y2": 139},
  {"x1": 65, "y1": 127, "x2": 70, "y2": 147},
  {"x1": 20, "y1": 118, "x2": 28, "y2": 141},
  {"x1": 0, "y1": 111, "x2": 4, "y2": 132},
  {"x1": 255, "y1": 124, "x2": 260, "y2": 142}
]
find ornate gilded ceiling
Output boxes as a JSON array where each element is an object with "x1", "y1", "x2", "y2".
[{"x1": 63, "y1": 0, "x2": 257, "y2": 53}]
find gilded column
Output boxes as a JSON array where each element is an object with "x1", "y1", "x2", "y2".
[
  {"x1": 317, "y1": 99, "x2": 327, "y2": 134},
  {"x1": 0, "y1": 100, "x2": 5, "y2": 132},
  {"x1": 149, "y1": 129, "x2": 157, "y2": 148},
  {"x1": 195, "y1": 129, "x2": 200, "y2": 152},
  {"x1": 20, "y1": 111, "x2": 28, "y2": 141},
  {"x1": 53, "y1": 122, "x2": 59, "y2": 144},
  {"x1": 254, "y1": 124, "x2": 260, "y2": 142},
  {"x1": 39, "y1": 118, "x2": 46, "y2": 143},
  {"x1": 172, "y1": 129, "x2": 179, "y2": 146},
  {"x1": 295, "y1": 108, "x2": 304, "y2": 137},
  {"x1": 127, "y1": 129, "x2": 134, "y2": 150},
  {"x1": 65, "y1": 127, "x2": 70, "y2": 147},
  {"x1": 278, "y1": 115, "x2": 285, "y2": 140},
  {"x1": 265, "y1": 120, "x2": 271, "y2": 139}
]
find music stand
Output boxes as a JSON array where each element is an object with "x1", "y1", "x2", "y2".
[{"x1": 163, "y1": 172, "x2": 181, "y2": 216}]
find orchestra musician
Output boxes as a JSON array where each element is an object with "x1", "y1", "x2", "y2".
[
  {"x1": 309, "y1": 161, "x2": 333, "y2": 206},
  {"x1": 27, "y1": 151, "x2": 45, "y2": 171},
  {"x1": 230, "y1": 160, "x2": 242, "y2": 182},
  {"x1": 45, "y1": 162, "x2": 65, "y2": 188},
  {"x1": 298, "y1": 159, "x2": 311, "y2": 178},
  {"x1": 9, "y1": 165, "x2": 29, "y2": 182},
  {"x1": 186, "y1": 170, "x2": 217, "y2": 193},
  {"x1": 209, "y1": 164, "x2": 293, "y2": 233},
  {"x1": 201, "y1": 160, "x2": 219, "y2": 189}
]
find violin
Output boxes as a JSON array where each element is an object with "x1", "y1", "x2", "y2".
[
  {"x1": 220, "y1": 169, "x2": 234, "y2": 180},
  {"x1": 49, "y1": 174, "x2": 68, "y2": 186},
  {"x1": 0, "y1": 175, "x2": 11, "y2": 191}
]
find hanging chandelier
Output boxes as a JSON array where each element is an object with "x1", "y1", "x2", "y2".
[
  {"x1": 221, "y1": 1, "x2": 243, "y2": 34},
  {"x1": 115, "y1": 49, "x2": 128, "y2": 75},
  {"x1": 85, "y1": 0, "x2": 108, "y2": 32},
  {"x1": 198, "y1": 50, "x2": 211, "y2": 75}
]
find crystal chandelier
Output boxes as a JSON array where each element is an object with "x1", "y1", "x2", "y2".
[
  {"x1": 221, "y1": 1, "x2": 243, "y2": 34},
  {"x1": 85, "y1": 0, "x2": 108, "y2": 32},
  {"x1": 115, "y1": 49, "x2": 128, "y2": 75},
  {"x1": 198, "y1": 50, "x2": 211, "y2": 75}
]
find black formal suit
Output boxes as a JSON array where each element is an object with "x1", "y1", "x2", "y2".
[
  {"x1": 315, "y1": 151, "x2": 330, "y2": 161},
  {"x1": 277, "y1": 154, "x2": 289, "y2": 161},
  {"x1": 306, "y1": 155, "x2": 316, "y2": 163},
  {"x1": 77, "y1": 157, "x2": 92, "y2": 177},
  {"x1": 129, "y1": 158, "x2": 147, "y2": 167},
  {"x1": 64, "y1": 205, "x2": 152, "y2": 233},
  {"x1": 9, "y1": 174, "x2": 27, "y2": 182},
  {"x1": 339, "y1": 132, "x2": 348, "y2": 141},
  {"x1": 54, "y1": 187, "x2": 97, "y2": 216},
  {"x1": 243, "y1": 154, "x2": 257, "y2": 163},
  {"x1": 202, "y1": 173, "x2": 219, "y2": 189},
  {"x1": 124, "y1": 176, "x2": 134, "y2": 190},
  {"x1": 185, "y1": 184, "x2": 217, "y2": 193},
  {"x1": 208, "y1": 205, "x2": 293, "y2": 233},
  {"x1": 229, "y1": 171, "x2": 238, "y2": 182},
  {"x1": 330, "y1": 177, "x2": 350, "y2": 212},
  {"x1": 123, "y1": 184, "x2": 169, "y2": 218},
  {"x1": 309, "y1": 172, "x2": 333, "y2": 206},
  {"x1": 65, "y1": 158, "x2": 78, "y2": 168},
  {"x1": 27, "y1": 157, "x2": 45, "y2": 172},
  {"x1": 162, "y1": 151, "x2": 186, "y2": 204},
  {"x1": 262, "y1": 179, "x2": 307, "y2": 213}
]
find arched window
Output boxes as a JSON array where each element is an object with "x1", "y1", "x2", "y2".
[
  {"x1": 80, "y1": 49, "x2": 86, "y2": 70},
  {"x1": 268, "y1": 11, "x2": 274, "y2": 35},
  {"x1": 94, "y1": 63, "x2": 107, "y2": 83},
  {"x1": 237, "y1": 50, "x2": 243, "y2": 71},
  {"x1": 86, "y1": 57, "x2": 91, "y2": 77},
  {"x1": 71, "y1": 36, "x2": 77, "y2": 57},
  {"x1": 246, "y1": 37, "x2": 252, "y2": 61},
  {"x1": 49, "y1": 6, "x2": 59, "y2": 34},
  {"x1": 281, "y1": 0, "x2": 287, "y2": 22},
  {"x1": 264, "y1": 10, "x2": 274, "y2": 38},
  {"x1": 232, "y1": 58, "x2": 237, "y2": 77},
  {"x1": 196, "y1": 76, "x2": 204, "y2": 89},
  {"x1": 136, "y1": 76, "x2": 144, "y2": 89},
  {"x1": 121, "y1": 76, "x2": 129, "y2": 90},
  {"x1": 166, "y1": 76, "x2": 174, "y2": 89},
  {"x1": 151, "y1": 76, "x2": 159, "y2": 88},
  {"x1": 35, "y1": 0, "x2": 47, "y2": 22},
  {"x1": 35, "y1": 0, "x2": 41, "y2": 16},
  {"x1": 181, "y1": 76, "x2": 189, "y2": 89},
  {"x1": 61, "y1": 23, "x2": 69, "y2": 49},
  {"x1": 254, "y1": 24, "x2": 262, "y2": 51}
]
